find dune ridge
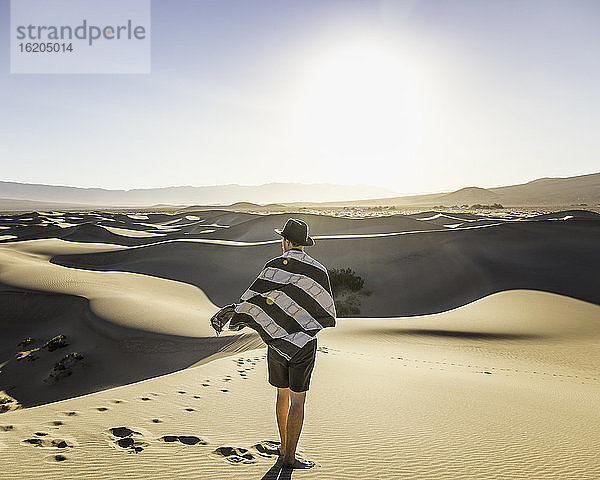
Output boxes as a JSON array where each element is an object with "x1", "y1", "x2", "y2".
[{"x1": 49, "y1": 218, "x2": 600, "y2": 315}]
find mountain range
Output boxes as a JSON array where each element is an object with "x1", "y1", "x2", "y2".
[
  {"x1": 0, "y1": 172, "x2": 598, "y2": 211},
  {"x1": 309, "y1": 172, "x2": 600, "y2": 208},
  {"x1": 0, "y1": 182, "x2": 395, "y2": 210}
]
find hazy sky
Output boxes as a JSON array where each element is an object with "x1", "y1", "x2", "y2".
[{"x1": 1, "y1": 0, "x2": 599, "y2": 194}]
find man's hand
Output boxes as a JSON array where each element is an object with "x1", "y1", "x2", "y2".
[{"x1": 210, "y1": 304, "x2": 236, "y2": 335}]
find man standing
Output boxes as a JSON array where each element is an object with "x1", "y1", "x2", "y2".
[{"x1": 210, "y1": 218, "x2": 336, "y2": 469}]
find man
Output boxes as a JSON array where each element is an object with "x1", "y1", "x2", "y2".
[{"x1": 210, "y1": 218, "x2": 336, "y2": 469}]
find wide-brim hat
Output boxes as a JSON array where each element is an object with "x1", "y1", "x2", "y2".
[{"x1": 274, "y1": 218, "x2": 314, "y2": 246}]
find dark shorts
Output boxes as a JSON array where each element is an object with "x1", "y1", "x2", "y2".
[{"x1": 267, "y1": 339, "x2": 317, "y2": 393}]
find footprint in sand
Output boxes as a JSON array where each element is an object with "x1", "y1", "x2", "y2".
[
  {"x1": 212, "y1": 446, "x2": 256, "y2": 464},
  {"x1": 184, "y1": 408, "x2": 195, "y2": 412},
  {"x1": 104, "y1": 426, "x2": 149, "y2": 454},
  {"x1": 47, "y1": 420, "x2": 64, "y2": 428},
  {"x1": 0, "y1": 425, "x2": 15, "y2": 432},
  {"x1": 251, "y1": 441, "x2": 281, "y2": 458},
  {"x1": 177, "y1": 391, "x2": 186, "y2": 394},
  {"x1": 220, "y1": 389, "x2": 229, "y2": 393},
  {"x1": 45, "y1": 454, "x2": 68, "y2": 463},
  {"x1": 111, "y1": 400, "x2": 126, "y2": 404},
  {"x1": 151, "y1": 418, "x2": 162, "y2": 423},
  {"x1": 22, "y1": 437, "x2": 73, "y2": 449},
  {"x1": 62, "y1": 411, "x2": 78, "y2": 417},
  {"x1": 159, "y1": 435, "x2": 207, "y2": 446},
  {"x1": 108, "y1": 427, "x2": 139, "y2": 437},
  {"x1": 140, "y1": 397, "x2": 151, "y2": 401},
  {"x1": 96, "y1": 407, "x2": 109, "y2": 412}
]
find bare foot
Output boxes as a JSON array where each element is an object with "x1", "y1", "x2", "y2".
[{"x1": 276, "y1": 456, "x2": 315, "y2": 469}]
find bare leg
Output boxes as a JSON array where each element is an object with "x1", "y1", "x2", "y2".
[
  {"x1": 281, "y1": 390, "x2": 313, "y2": 468},
  {"x1": 275, "y1": 387, "x2": 290, "y2": 454}
]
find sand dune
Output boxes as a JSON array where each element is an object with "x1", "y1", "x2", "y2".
[
  {"x1": 49, "y1": 216, "x2": 600, "y2": 315},
  {"x1": 197, "y1": 212, "x2": 442, "y2": 242},
  {"x1": 0, "y1": 287, "x2": 252, "y2": 406},
  {"x1": 0, "y1": 209, "x2": 598, "y2": 479},
  {"x1": 4, "y1": 208, "x2": 596, "y2": 247},
  {"x1": 101, "y1": 226, "x2": 167, "y2": 238},
  {"x1": 0, "y1": 238, "x2": 261, "y2": 406},
  {"x1": 0, "y1": 289, "x2": 598, "y2": 479}
]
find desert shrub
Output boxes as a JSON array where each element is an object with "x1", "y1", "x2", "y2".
[
  {"x1": 17, "y1": 337, "x2": 35, "y2": 347},
  {"x1": 15, "y1": 347, "x2": 40, "y2": 361},
  {"x1": 0, "y1": 396, "x2": 17, "y2": 413},
  {"x1": 469, "y1": 203, "x2": 504, "y2": 210},
  {"x1": 46, "y1": 352, "x2": 85, "y2": 383},
  {"x1": 43, "y1": 335, "x2": 69, "y2": 352},
  {"x1": 328, "y1": 268, "x2": 369, "y2": 317},
  {"x1": 54, "y1": 352, "x2": 84, "y2": 370},
  {"x1": 329, "y1": 268, "x2": 364, "y2": 296}
]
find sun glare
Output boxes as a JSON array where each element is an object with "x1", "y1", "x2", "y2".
[{"x1": 296, "y1": 39, "x2": 427, "y2": 175}]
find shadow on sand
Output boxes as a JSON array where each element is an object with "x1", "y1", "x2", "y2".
[
  {"x1": 260, "y1": 463, "x2": 294, "y2": 480},
  {"x1": 374, "y1": 328, "x2": 546, "y2": 341},
  {"x1": 0, "y1": 286, "x2": 262, "y2": 407}
]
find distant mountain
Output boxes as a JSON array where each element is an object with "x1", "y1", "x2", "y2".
[
  {"x1": 1, "y1": 173, "x2": 598, "y2": 211},
  {"x1": 310, "y1": 172, "x2": 600, "y2": 208},
  {"x1": 490, "y1": 173, "x2": 600, "y2": 205},
  {"x1": 0, "y1": 181, "x2": 396, "y2": 209},
  {"x1": 0, "y1": 197, "x2": 90, "y2": 212},
  {"x1": 439, "y1": 187, "x2": 501, "y2": 205}
]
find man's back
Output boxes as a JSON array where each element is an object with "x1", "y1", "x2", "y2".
[{"x1": 231, "y1": 247, "x2": 336, "y2": 360}]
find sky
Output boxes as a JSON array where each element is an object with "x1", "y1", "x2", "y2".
[{"x1": 1, "y1": 0, "x2": 599, "y2": 195}]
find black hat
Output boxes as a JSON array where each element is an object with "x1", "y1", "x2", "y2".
[{"x1": 274, "y1": 218, "x2": 314, "y2": 246}]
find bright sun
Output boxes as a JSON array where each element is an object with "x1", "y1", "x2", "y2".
[{"x1": 296, "y1": 40, "x2": 427, "y2": 177}]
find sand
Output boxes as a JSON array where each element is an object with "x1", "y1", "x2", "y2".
[{"x1": 0, "y1": 209, "x2": 599, "y2": 479}]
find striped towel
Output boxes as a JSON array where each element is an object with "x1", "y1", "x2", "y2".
[{"x1": 214, "y1": 248, "x2": 336, "y2": 360}]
